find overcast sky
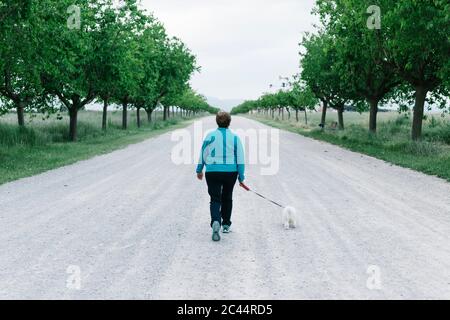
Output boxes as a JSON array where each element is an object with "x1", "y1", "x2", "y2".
[{"x1": 141, "y1": 0, "x2": 319, "y2": 101}]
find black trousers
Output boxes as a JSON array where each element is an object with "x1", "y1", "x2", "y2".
[{"x1": 205, "y1": 172, "x2": 238, "y2": 227}]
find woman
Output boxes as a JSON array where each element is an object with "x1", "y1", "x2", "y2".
[{"x1": 196, "y1": 112, "x2": 246, "y2": 242}]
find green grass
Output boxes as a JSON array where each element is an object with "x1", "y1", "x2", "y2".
[
  {"x1": 249, "y1": 111, "x2": 450, "y2": 182},
  {"x1": 0, "y1": 110, "x2": 198, "y2": 185}
]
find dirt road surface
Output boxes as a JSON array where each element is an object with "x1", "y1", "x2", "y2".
[{"x1": 1, "y1": 116, "x2": 449, "y2": 299}]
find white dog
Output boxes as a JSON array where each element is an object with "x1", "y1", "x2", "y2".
[{"x1": 282, "y1": 206, "x2": 297, "y2": 230}]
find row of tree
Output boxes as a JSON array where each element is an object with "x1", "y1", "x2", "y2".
[
  {"x1": 232, "y1": 0, "x2": 450, "y2": 140},
  {"x1": 231, "y1": 84, "x2": 318, "y2": 124},
  {"x1": 0, "y1": 0, "x2": 218, "y2": 141}
]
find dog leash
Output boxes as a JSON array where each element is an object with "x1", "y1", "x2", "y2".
[{"x1": 239, "y1": 183, "x2": 285, "y2": 209}]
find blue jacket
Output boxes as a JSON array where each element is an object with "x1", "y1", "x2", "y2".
[{"x1": 196, "y1": 128, "x2": 245, "y2": 182}]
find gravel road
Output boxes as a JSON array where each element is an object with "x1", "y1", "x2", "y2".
[{"x1": 0, "y1": 116, "x2": 449, "y2": 299}]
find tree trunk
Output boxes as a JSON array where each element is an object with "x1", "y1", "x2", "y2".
[
  {"x1": 412, "y1": 86, "x2": 428, "y2": 141},
  {"x1": 320, "y1": 100, "x2": 328, "y2": 129},
  {"x1": 16, "y1": 100, "x2": 25, "y2": 127},
  {"x1": 286, "y1": 107, "x2": 290, "y2": 120},
  {"x1": 368, "y1": 98, "x2": 379, "y2": 134},
  {"x1": 102, "y1": 98, "x2": 108, "y2": 130},
  {"x1": 296, "y1": 109, "x2": 299, "y2": 122},
  {"x1": 304, "y1": 109, "x2": 308, "y2": 125},
  {"x1": 146, "y1": 109, "x2": 153, "y2": 123},
  {"x1": 163, "y1": 106, "x2": 168, "y2": 121},
  {"x1": 69, "y1": 107, "x2": 78, "y2": 142},
  {"x1": 122, "y1": 100, "x2": 128, "y2": 130},
  {"x1": 137, "y1": 107, "x2": 141, "y2": 128},
  {"x1": 337, "y1": 106, "x2": 345, "y2": 130}
]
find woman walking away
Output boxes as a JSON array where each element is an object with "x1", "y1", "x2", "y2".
[{"x1": 196, "y1": 112, "x2": 246, "y2": 242}]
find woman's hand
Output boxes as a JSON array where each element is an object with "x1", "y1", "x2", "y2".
[
  {"x1": 239, "y1": 182, "x2": 250, "y2": 191},
  {"x1": 197, "y1": 172, "x2": 204, "y2": 181}
]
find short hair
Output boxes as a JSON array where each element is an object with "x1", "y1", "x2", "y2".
[{"x1": 216, "y1": 111, "x2": 232, "y2": 128}]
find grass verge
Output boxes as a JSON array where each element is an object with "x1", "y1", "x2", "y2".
[
  {"x1": 0, "y1": 111, "x2": 198, "y2": 185},
  {"x1": 249, "y1": 114, "x2": 450, "y2": 182}
]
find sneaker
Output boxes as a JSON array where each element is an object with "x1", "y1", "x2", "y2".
[
  {"x1": 212, "y1": 221, "x2": 221, "y2": 242},
  {"x1": 222, "y1": 225, "x2": 231, "y2": 234}
]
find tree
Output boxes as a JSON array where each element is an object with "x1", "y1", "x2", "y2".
[
  {"x1": 1, "y1": 0, "x2": 207, "y2": 139},
  {"x1": 380, "y1": 0, "x2": 450, "y2": 139},
  {"x1": 91, "y1": 0, "x2": 126, "y2": 130},
  {"x1": 159, "y1": 38, "x2": 197, "y2": 121},
  {"x1": 136, "y1": 37, "x2": 196, "y2": 123},
  {"x1": 132, "y1": 22, "x2": 168, "y2": 126},
  {"x1": 300, "y1": 33, "x2": 333, "y2": 129},
  {"x1": 0, "y1": 0, "x2": 44, "y2": 126},
  {"x1": 315, "y1": 0, "x2": 401, "y2": 133},
  {"x1": 231, "y1": 100, "x2": 256, "y2": 115},
  {"x1": 273, "y1": 90, "x2": 290, "y2": 120},
  {"x1": 166, "y1": 88, "x2": 217, "y2": 117},
  {"x1": 38, "y1": 0, "x2": 100, "y2": 141},
  {"x1": 108, "y1": 0, "x2": 148, "y2": 130},
  {"x1": 301, "y1": 32, "x2": 353, "y2": 130},
  {"x1": 289, "y1": 82, "x2": 318, "y2": 124}
]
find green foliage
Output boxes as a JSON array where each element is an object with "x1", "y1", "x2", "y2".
[
  {"x1": 231, "y1": 100, "x2": 257, "y2": 115},
  {"x1": 235, "y1": 0, "x2": 449, "y2": 139},
  {"x1": 231, "y1": 84, "x2": 318, "y2": 116},
  {"x1": 0, "y1": 0, "x2": 209, "y2": 140},
  {"x1": 0, "y1": 0, "x2": 46, "y2": 119},
  {"x1": 289, "y1": 80, "x2": 319, "y2": 111},
  {"x1": 169, "y1": 88, "x2": 218, "y2": 114},
  {"x1": 314, "y1": 0, "x2": 401, "y2": 131},
  {"x1": 300, "y1": 32, "x2": 354, "y2": 110},
  {"x1": 159, "y1": 38, "x2": 197, "y2": 106},
  {"x1": 38, "y1": 0, "x2": 99, "y2": 108}
]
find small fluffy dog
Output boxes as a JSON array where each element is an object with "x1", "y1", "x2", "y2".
[{"x1": 282, "y1": 206, "x2": 297, "y2": 230}]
